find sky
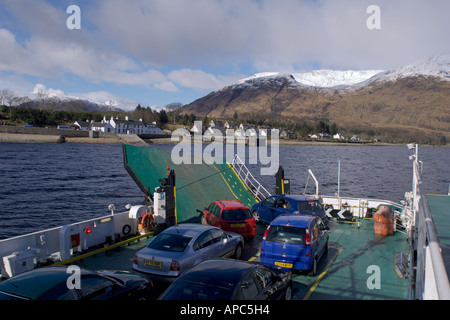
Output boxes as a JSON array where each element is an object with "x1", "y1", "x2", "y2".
[{"x1": 0, "y1": 0, "x2": 449, "y2": 111}]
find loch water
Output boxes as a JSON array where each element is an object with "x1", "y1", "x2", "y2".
[{"x1": 0, "y1": 142, "x2": 449, "y2": 239}]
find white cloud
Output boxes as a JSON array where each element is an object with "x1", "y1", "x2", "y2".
[
  {"x1": 32, "y1": 83, "x2": 65, "y2": 98},
  {"x1": 1, "y1": 0, "x2": 449, "y2": 108},
  {"x1": 167, "y1": 69, "x2": 242, "y2": 91},
  {"x1": 91, "y1": 0, "x2": 450, "y2": 71}
]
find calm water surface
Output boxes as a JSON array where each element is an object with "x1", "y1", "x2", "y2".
[{"x1": 0, "y1": 142, "x2": 448, "y2": 239}]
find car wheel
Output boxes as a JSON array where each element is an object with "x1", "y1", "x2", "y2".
[
  {"x1": 309, "y1": 257, "x2": 318, "y2": 276},
  {"x1": 284, "y1": 283, "x2": 293, "y2": 300},
  {"x1": 234, "y1": 243, "x2": 243, "y2": 260},
  {"x1": 252, "y1": 211, "x2": 261, "y2": 223}
]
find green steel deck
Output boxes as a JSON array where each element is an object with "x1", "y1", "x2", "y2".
[
  {"x1": 427, "y1": 194, "x2": 450, "y2": 278},
  {"x1": 71, "y1": 144, "x2": 412, "y2": 300},
  {"x1": 292, "y1": 219, "x2": 409, "y2": 300},
  {"x1": 72, "y1": 218, "x2": 410, "y2": 300}
]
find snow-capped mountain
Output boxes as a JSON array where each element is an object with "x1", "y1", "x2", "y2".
[
  {"x1": 360, "y1": 54, "x2": 450, "y2": 86},
  {"x1": 292, "y1": 70, "x2": 384, "y2": 87},
  {"x1": 233, "y1": 54, "x2": 449, "y2": 90},
  {"x1": 235, "y1": 70, "x2": 384, "y2": 88}
]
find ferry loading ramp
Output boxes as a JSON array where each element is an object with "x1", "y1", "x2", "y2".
[{"x1": 123, "y1": 144, "x2": 258, "y2": 223}]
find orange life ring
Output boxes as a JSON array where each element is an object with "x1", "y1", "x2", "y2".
[{"x1": 140, "y1": 213, "x2": 154, "y2": 232}]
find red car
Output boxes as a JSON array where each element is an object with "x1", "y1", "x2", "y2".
[{"x1": 201, "y1": 200, "x2": 256, "y2": 238}]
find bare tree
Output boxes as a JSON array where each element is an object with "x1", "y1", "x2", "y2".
[{"x1": 0, "y1": 89, "x2": 14, "y2": 106}]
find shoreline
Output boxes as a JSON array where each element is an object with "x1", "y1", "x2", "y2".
[{"x1": 0, "y1": 132, "x2": 410, "y2": 147}]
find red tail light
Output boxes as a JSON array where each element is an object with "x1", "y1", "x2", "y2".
[
  {"x1": 305, "y1": 229, "x2": 311, "y2": 245},
  {"x1": 262, "y1": 226, "x2": 270, "y2": 241},
  {"x1": 170, "y1": 259, "x2": 180, "y2": 271}
]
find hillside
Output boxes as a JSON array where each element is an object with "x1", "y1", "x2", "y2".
[
  {"x1": 20, "y1": 97, "x2": 125, "y2": 113},
  {"x1": 180, "y1": 55, "x2": 450, "y2": 143}
]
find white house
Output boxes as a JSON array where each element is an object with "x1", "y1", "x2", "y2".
[
  {"x1": 74, "y1": 116, "x2": 163, "y2": 135},
  {"x1": 208, "y1": 120, "x2": 224, "y2": 129},
  {"x1": 190, "y1": 122, "x2": 204, "y2": 134},
  {"x1": 73, "y1": 120, "x2": 92, "y2": 131},
  {"x1": 333, "y1": 133, "x2": 345, "y2": 140}
]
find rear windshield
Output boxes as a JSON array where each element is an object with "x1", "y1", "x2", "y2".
[
  {"x1": 222, "y1": 209, "x2": 252, "y2": 220},
  {"x1": 266, "y1": 225, "x2": 306, "y2": 245},
  {"x1": 161, "y1": 279, "x2": 232, "y2": 300},
  {"x1": 297, "y1": 200, "x2": 322, "y2": 213},
  {"x1": 147, "y1": 234, "x2": 192, "y2": 252}
]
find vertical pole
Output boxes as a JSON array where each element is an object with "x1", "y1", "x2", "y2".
[{"x1": 337, "y1": 160, "x2": 341, "y2": 198}]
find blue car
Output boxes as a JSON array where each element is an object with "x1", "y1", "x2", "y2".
[
  {"x1": 251, "y1": 194, "x2": 327, "y2": 225},
  {"x1": 260, "y1": 214, "x2": 329, "y2": 276}
]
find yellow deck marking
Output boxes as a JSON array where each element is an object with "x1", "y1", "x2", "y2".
[
  {"x1": 212, "y1": 164, "x2": 239, "y2": 200},
  {"x1": 303, "y1": 246, "x2": 343, "y2": 300}
]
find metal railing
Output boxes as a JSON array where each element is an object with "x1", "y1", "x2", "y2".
[
  {"x1": 230, "y1": 154, "x2": 271, "y2": 201},
  {"x1": 410, "y1": 144, "x2": 450, "y2": 300}
]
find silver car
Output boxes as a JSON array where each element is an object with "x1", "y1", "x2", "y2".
[{"x1": 132, "y1": 223, "x2": 244, "y2": 282}]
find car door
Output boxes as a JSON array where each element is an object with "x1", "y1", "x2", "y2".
[
  {"x1": 205, "y1": 203, "x2": 215, "y2": 225},
  {"x1": 193, "y1": 230, "x2": 216, "y2": 261},
  {"x1": 259, "y1": 197, "x2": 277, "y2": 223},
  {"x1": 236, "y1": 273, "x2": 260, "y2": 300},
  {"x1": 210, "y1": 204, "x2": 221, "y2": 226},
  {"x1": 311, "y1": 218, "x2": 326, "y2": 259},
  {"x1": 209, "y1": 228, "x2": 232, "y2": 257},
  {"x1": 316, "y1": 219, "x2": 328, "y2": 257},
  {"x1": 272, "y1": 197, "x2": 292, "y2": 220},
  {"x1": 253, "y1": 268, "x2": 280, "y2": 300}
]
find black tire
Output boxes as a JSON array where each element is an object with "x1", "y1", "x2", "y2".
[
  {"x1": 309, "y1": 257, "x2": 318, "y2": 276},
  {"x1": 284, "y1": 283, "x2": 293, "y2": 300},
  {"x1": 234, "y1": 243, "x2": 243, "y2": 259}
]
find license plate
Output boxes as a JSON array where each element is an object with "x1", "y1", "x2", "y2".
[
  {"x1": 231, "y1": 223, "x2": 245, "y2": 228},
  {"x1": 275, "y1": 262, "x2": 293, "y2": 268},
  {"x1": 144, "y1": 260, "x2": 162, "y2": 268}
]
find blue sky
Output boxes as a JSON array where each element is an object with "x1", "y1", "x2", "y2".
[{"x1": 0, "y1": 0, "x2": 449, "y2": 111}]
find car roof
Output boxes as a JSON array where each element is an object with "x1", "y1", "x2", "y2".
[
  {"x1": 276, "y1": 194, "x2": 316, "y2": 202},
  {"x1": 214, "y1": 200, "x2": 248, "y2": 209},
  {"x1": 163, "y1": 223, "x2": 217, "y2": 237},
  {"x1": 177, "y1": 259, "x2": 258, "y2": 288},
  {"x1": 270, "y1": 214, "x2": 316, "y2": 228},
  {"x1": 0, "y1": 266, "x2": 95, "y2": 299}
]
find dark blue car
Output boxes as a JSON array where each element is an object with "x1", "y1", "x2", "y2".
[
  {"x1": 260, "y1": 214, "x2": 329, "y2": 276},
  {"x1": 251, "y1": 194, "x2": 327, "y2": 224}
]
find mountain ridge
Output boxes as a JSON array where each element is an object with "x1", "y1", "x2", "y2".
[{"x1": 180, "y1": 55, "x2": 450, "y2": 143}]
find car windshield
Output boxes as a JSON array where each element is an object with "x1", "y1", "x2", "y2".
[
  {"x1": 266, "y1": 225, "x2": 306, "y2": 245},
  {"x1": 222, "y1": 209, "x2": 252, "y2": 220},
  {"x1": 297, "y1": 200, "x2": 322, "y2": 213},
  {"x1": 161, "y1": 280, "x2": 232, "y2": 300},
  {"x1": 147, "y1": 234, "x2": 192, "y2": 252}
]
